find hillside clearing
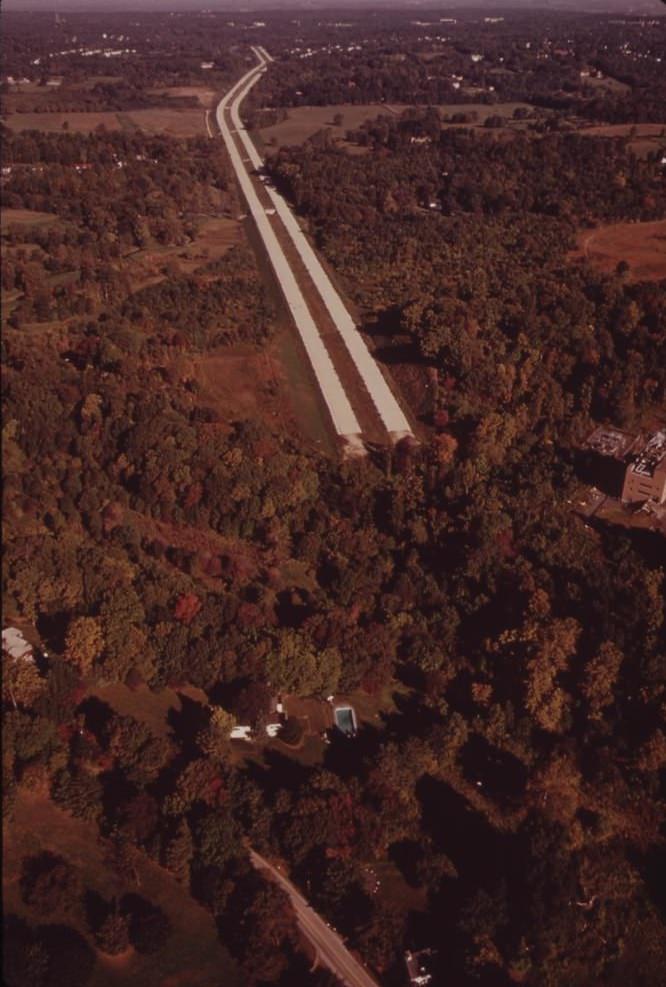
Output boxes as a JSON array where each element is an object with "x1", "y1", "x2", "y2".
[
  {"x1": 572, "y1": 219, "x2": 666, "y2": 282},
  {"x1": 3, "y1": 790, "x2": 241, "y2": 987}
]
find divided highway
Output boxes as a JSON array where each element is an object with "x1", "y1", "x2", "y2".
[
  {"x1": 250, "y1": 850, "x2": 380, "y2": 987},
  {"x1": 216, "y1": 55, "x2": 363, "y2": 450},
  {"x1": 216, "y1": 47, "x2": 414, "y2": 450}
]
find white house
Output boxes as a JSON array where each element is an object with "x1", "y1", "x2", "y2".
[{"x1": 2, "y1": 627, "x2": 34, "y2": 663}]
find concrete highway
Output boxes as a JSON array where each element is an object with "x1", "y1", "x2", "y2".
[
  {"x1": 216, "y1": 48, "x2": 414, "y2": 447},
  {"x1": 216, "y1": 57, "x2": 364, "y2": 451},
  {"x1": 249, "y1": 850, "x2": 380, "y2": 987}
]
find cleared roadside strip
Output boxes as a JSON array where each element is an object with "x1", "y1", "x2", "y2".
[
  {"x1": 216, "y1": 62, "x2": 364, "y2": 453},
  {"x1": 235, "y1": 47, "x2": 414, "y2": 442}
]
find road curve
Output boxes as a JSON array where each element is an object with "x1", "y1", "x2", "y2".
[
  {"x1": 216, "y1": 57, "x2": 364, "y2": 449},
  {"x1": 218, "y1": 47, "x2": 414, "y2": 444},
  {"x1": 249, "y1": 849, "x2": 380, "y2": 987}
]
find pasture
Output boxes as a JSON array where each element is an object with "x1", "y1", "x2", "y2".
[
  {"x1": 3, "y1": 790, "x2": 241, "y2": 987},
  {"x1": 257, "y1": 100, "x2": 535, "y2": 151},
  {"x1": 572, "y1": 219, "x2": 666, "y2": 282},
  {"x1": 1, "y1": 208, "x2": 60, "y2": 230},
  {"x1": 3, "y1": 107, "x2": 207, "y2": 137}
]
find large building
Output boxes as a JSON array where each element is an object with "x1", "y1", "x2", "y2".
[
  {"x1": 583, "y1": 426, "x2": 666, "y2": 505},
  {"x1": 621, "y1": 430, "x2": 666, "y2": 505}
]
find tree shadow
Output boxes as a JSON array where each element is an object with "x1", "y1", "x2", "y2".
[
  {"x1": 389, "y1": 839, "x2": 424, "y2": 888},
  {"x1": 459, "y1": 735, "x2": 528, "y2": 805},
  {"x1": 77, "y1": 696, "x2": 114, "y2": 742},
  {"x1": 83, "y1": 888, "x2": 109, "y2": 934},
  {"x1": 322, "y1": 722, "x2": 384, "y2": 780},
  {"x1": 119, "y1": 893, "x2": 172, "y2": 955},
  {"x1": 36, "y1": 611, "x2": 70, "y2": 655},
  {"x1": 167, "y1": 692, "x2": 209, "y2": 755},
  {"x1": 34, "y1": 923, "x2": 96, "y2": 987}
]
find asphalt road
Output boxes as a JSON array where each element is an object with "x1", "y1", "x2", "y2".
[
  {"x1": 249, "y1": 850, "x2": 380, "y2": 987},
  {"x1": 217, "y1": 47, "x2": 414, "y2": 445},
  {"x1": 216, "y1": 57, "x2": 364, "y2": 449}
]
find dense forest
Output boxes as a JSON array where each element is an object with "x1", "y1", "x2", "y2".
[{"x1": 2, "y1": 9, "x2": 665, "y2": 987}]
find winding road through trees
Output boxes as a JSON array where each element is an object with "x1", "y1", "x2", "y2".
[
  {"x1": 216, "y1": 47, "x2": 414, "y2": 453},
  {"x1": 249, "y1": 850, "x2": 380, "y2": 987}
]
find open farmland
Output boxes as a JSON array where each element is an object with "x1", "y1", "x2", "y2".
[
  {"x1": 1, "y1": 208, "x2": 60, "y2": 230},
  {"x1": 125, "y1": 107, "x2": 207, "y2": 137},
  {"x1": 3, "y1": 107, "x2": 207, "y2": 137},
  {"x1": 145, "y1": 85, "x2": 217, "y2": 108},
  {"x1": 257, "y1": 103, "x2": 393, "y2": 149},
  {"x1": 257, "y1": 100, "x2": 534, "y2": 151},
  {"x1": 126, "y1": 215, "x2": 241, "y2": 291},
  {"x1": 3, "y1": 111, "x2": 124, "y2": 133},
  {"x1": 572, "y1": 219, "x2": 666, "y2": 282},
  {"x1": 576, "y1": 122, "x2": 666, "y2": 159}
]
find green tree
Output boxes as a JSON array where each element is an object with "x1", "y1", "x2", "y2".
[
  {"x1": 196, "y1": 705, "x2": 235, "y2": 761},
  {"x1": 64, "y1": 616, "x2": 104, "y2": 675},
  {"x1": 51, "y1": 767, "x2": 102, "y2": 822},
  {"x1": 3, "y1": 658, "x2": 45, "y2": 711},
  {"x1": 95, "y1": 911, "x2": 130, "y2": 955},
  {"x1": 582, "y1": 641, "x2": 624, "y2": 720},
  {"x1": 164, "y1": 820, "x2": 193, "y2": 883},
  {"x1": 266, "y1": 631, "x2": 341, "y2": 696},
  {"x1": 20, "y1": 852, "x2": 82, "y2": 916}
]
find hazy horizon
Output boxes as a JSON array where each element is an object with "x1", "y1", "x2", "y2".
[{"x1": 2, "y1": 0, "x2": 664, "y2": 14}]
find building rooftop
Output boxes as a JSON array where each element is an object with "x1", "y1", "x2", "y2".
[
  {"x1": 405, "y1": 949, "x2": 435, "y2": 985},
  {"x1": 2, "y1": 627, "x2": 34, "y2": 662},
  {"x1": 628, "y1": 430, "x2": 666, "y2": 479},
  {"x1": 584, "y1": 425, "x2": 640, "y2": 462}
]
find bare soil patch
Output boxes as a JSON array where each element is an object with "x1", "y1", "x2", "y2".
[
  {"x1": 188, "y1": 341, "x2": 293, "y2": 434},
  {"x1": 571, "y1": 219, "x2": 666, "y2": 282}
]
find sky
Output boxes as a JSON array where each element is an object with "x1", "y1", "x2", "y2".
[
  {"x1": 2, "y1": 0, "x2": 664, "y2": 12},
  {"x1": 2, "y1": 0, "x2": 666, "y2": 15}
]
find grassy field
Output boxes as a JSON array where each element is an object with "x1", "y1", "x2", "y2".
[
  {"x1": 127, "y1": 107, "x2": 208, "y2": 138},
  {"x1": 572, "y1": 219, "x2": 666, "y2": 282},
  {"x1": 146, "y1": 85, "x2": 217, "y2": 108},
  {"x1": 583, "y1": 74, "x2": 630, "y2": 94},
  {"x1": 3, "y1": 790, "x2": 241, "y2": 987},
  {"x1": 1, "y1": 208, "x2": 60, "y2": 230},
  {"x1": 88, "y1": 682, "x2": 208, "y2": 738},
  {"x1": 257, "y1": 100, "x2": 534, "y2": 150},
  {"x1": 3, "y1": 111, "x2": 124, "y2": 134},
  {"x1": 126, "y1": 214, "x2": 240, "y2": 289},
  {"x1": 3, "y1": 107, "x2": 207, "y2": 137},
  {"x1": 189, "y1": 342, "x2": 292, "y2": 432},
  {"x1": 576, "y1": 122, "x2": 666, "y2": 159}
]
